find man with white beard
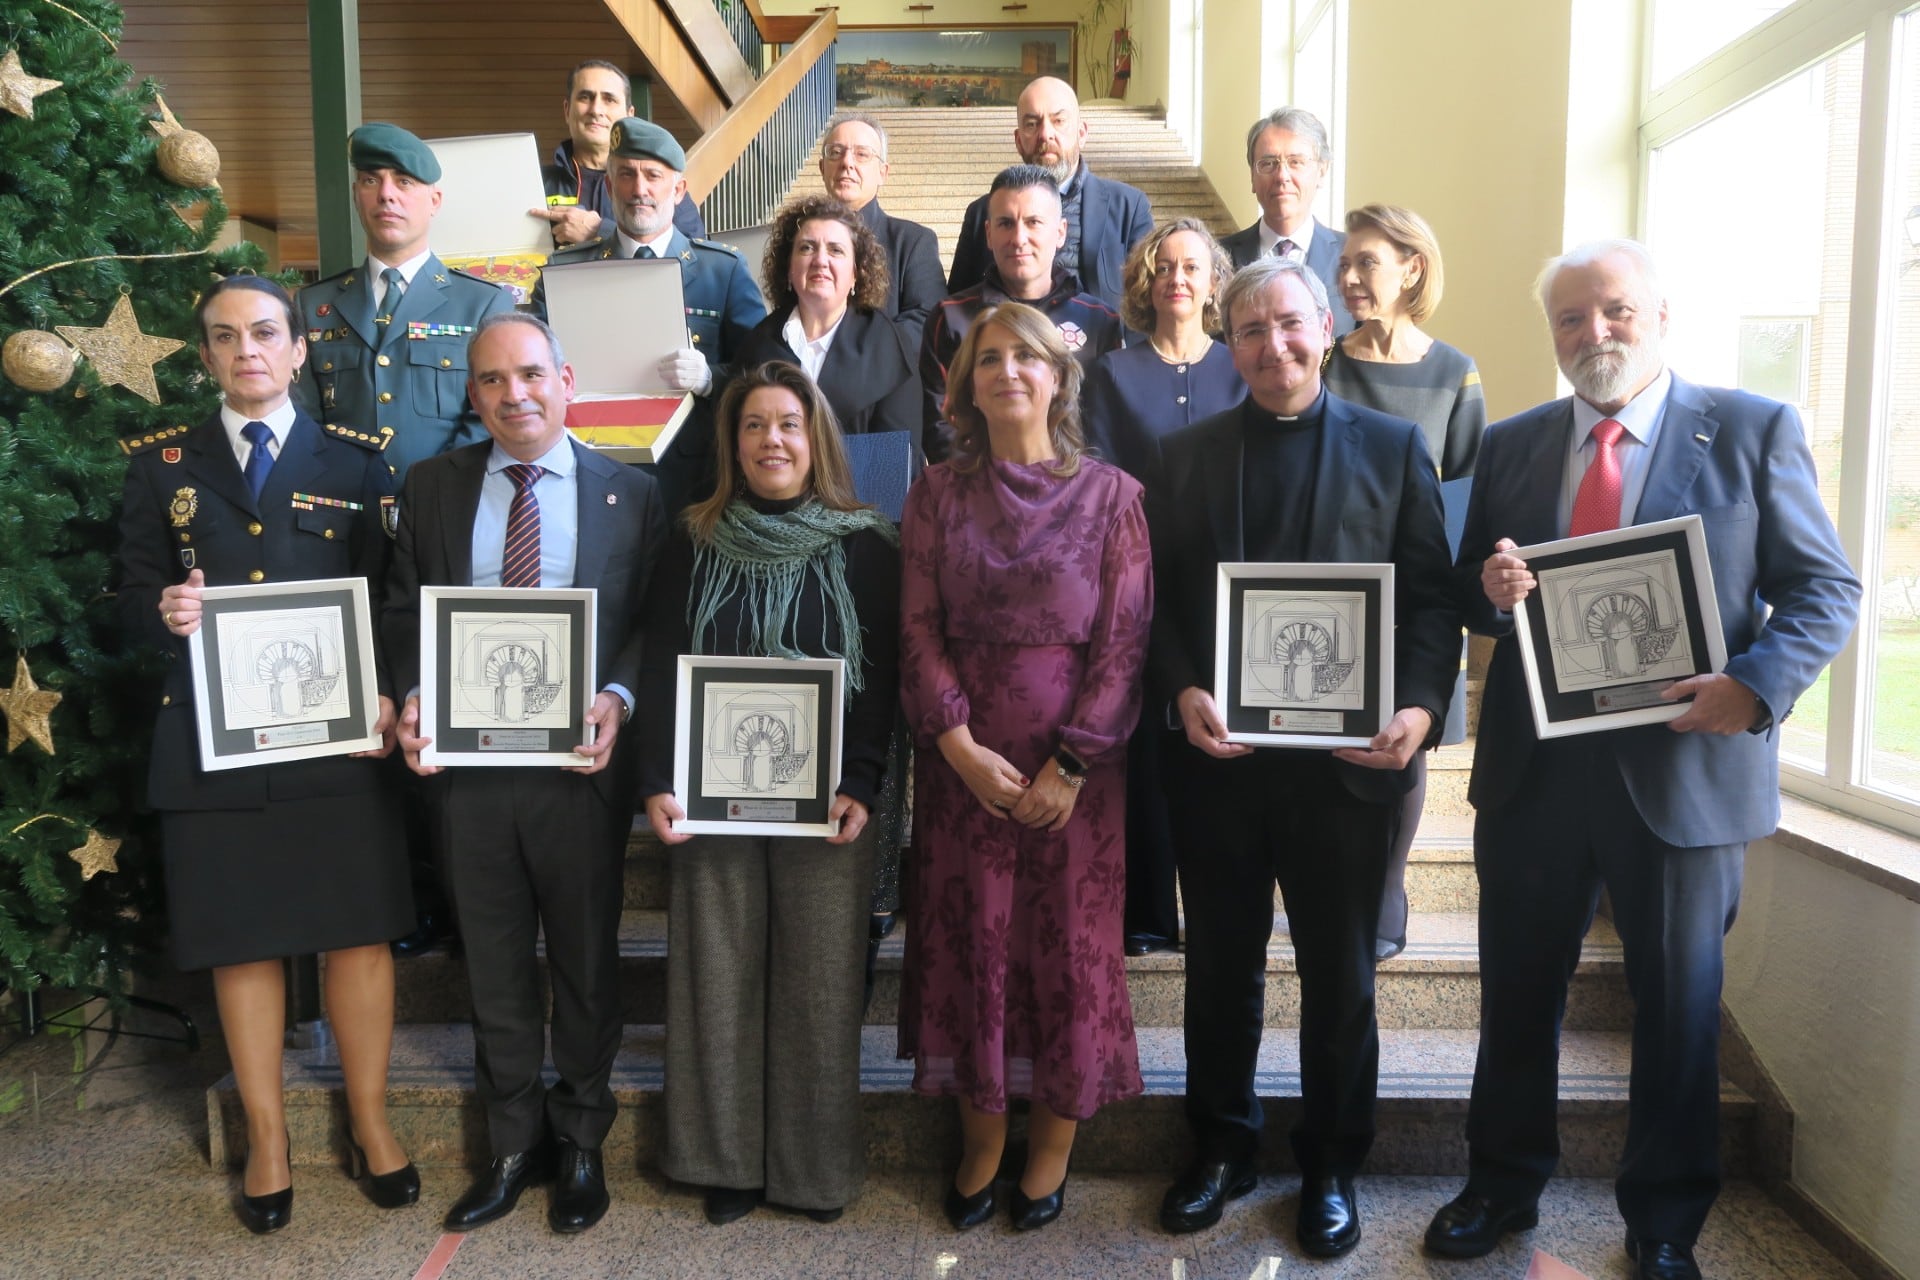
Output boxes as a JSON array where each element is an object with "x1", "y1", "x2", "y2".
[
  {"x1": 1421, "y1": 240, "x2": 1858, "y2": 1280},
  {"x1": 943, "y1": 75, "x2": 1152, "y2": 313}
]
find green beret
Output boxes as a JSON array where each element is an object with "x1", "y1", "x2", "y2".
[
  {"x1": 349, "y1": 122, "x2": 442, "y2": 183},
  {"x1": 609, "y1": 117, "x2": 686, "y2": 171}
]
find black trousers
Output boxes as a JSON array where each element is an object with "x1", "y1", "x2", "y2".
[
  {"x1": 434, "y1": 767, "x2": 629, "y2": 1157},
  {"x1": 1169, "y1": 745, "x2": 1393, "y2": 1176},
  {"x1": 1122, "y1": 725, "x2": 1182, "y2": 942},
  {"x1": 1467, "y1": 735, "x2": 1742, "y2": 1246}
]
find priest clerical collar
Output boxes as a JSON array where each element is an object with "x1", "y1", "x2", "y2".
[{"x1": 1243, "y1": 388, "x2": 1328, "y2": 432}]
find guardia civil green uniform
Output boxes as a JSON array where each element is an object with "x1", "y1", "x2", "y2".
[{"x1": 292, "y1": 123, "x2": 515, "y2": 481}]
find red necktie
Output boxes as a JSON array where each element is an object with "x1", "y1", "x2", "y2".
[
  {"x1": 1569, "y1": 418, "x2": 1626, "y2": 537},
  {"x1": 500, "y1": 464, "x2": 544, "y2": 588}
]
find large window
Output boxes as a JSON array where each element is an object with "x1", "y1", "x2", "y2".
[
  {"x1": 1644, "y1": 0, "x2": 1920, "y2": 832},
  {"x1": 1289, "y1": 0, "x2": 1345, "y2": 226}
]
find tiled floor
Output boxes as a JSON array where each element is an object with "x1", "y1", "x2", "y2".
[{"x1": 0, "y1": 993, "x2": 1859, "y2": 1280}]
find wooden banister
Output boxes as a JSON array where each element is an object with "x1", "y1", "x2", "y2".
[
  {"x1": 682, "y1": 10, "x2": 838, "y2": 203},
  {"x1": 740, "y1": 0, "x2": 817, "y2": 45}
]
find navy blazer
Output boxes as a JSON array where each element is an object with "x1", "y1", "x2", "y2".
[
  {"x1": 1145, "y1": 393, "x2": 1460, "y2": 803},
  {"x1": 1219, "y1": 218, "x2": 1354, "y2": 336},
  {"x1": 380, "y1": 436, "x2": 669, "y2": 802},
  {"x1": 945, "y1": 169, "x2": 1154, "y2": 313},
  {"x1": 1459, "y1": 375, "x2": 1861, "y2": 847},
  {"x1": 116, "y1": 410, "x2": 396, "y2": 810},
  {"x1": 856, "y1": 198, "x2": 946, "y2": 353}
]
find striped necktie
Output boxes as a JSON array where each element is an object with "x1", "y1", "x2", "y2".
[{"x1": 500, "y1": 464, "x2": 544, "y2": 588}]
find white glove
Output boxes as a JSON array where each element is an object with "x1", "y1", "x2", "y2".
[{"x1": 658, "y1": 348, "x2": 713, "y2": 396}]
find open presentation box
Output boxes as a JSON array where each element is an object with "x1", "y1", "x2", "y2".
[{"x1": 542, "y1": 257, "x2": 693, "y2": 463}]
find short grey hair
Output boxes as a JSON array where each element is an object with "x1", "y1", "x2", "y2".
[
  {"x1": 1218, "y1": 256, "x2": 1332, "y2": 338},
  {"x1": 1534, "y1": 238, "x2": 1663, "y2": 315},
  {"x1": 470, "y1": 310, "x2": 566, "y2": 371},
  {"x1": 1245, "y1": 107, "x2": 1331, "y2": 167},
  {"x1": 821, "y1": 111, "x2": 889, "y2": 160}
]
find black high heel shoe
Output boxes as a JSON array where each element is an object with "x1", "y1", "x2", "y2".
[
  {"x1": 943, "y1": 1177, "x2": 997, "y2": 1231},
  {"x1": 346, "y1": 1136, "x2": 421, "y2": 1209},
  {"x1": 1010, "y1": 1175, "x2": 1066, "y2": 1230},
  {"x1": 237, "y1": 1138, "x2": 293, "y2": 1235}
]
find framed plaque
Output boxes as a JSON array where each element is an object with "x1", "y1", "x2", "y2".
[
  {"x1": 187, "y1": 577, "x2": 383, "y2": 770},
  {"x1": 672, "y1": 655, "x2": 845, "y2": 836},
  {"x1": 419, "y1": 587, "x2": 597, "y2": 766},
  {"x1": 1213, "y1": 562, "x2": 1395, "y2": 748},
  {"x1": 1511, "y1": 515, "x2": 1726, "y2": 739}
]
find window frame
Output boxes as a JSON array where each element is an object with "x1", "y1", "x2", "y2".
[{"x1": 1640, "y1": 0, "x2": 1920, "y2": 836}]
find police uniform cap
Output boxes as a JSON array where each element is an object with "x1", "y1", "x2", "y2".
[
  {"x1": 608, "y1": 118, "x2": 686, "y2": 172},
  {"x1": 349, "y1": 123, "x2": 442, "y2": 183}
]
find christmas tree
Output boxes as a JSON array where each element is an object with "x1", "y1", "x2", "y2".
[{"x1": 1, "y1": 0, "x2": 257, "y2": 1003}]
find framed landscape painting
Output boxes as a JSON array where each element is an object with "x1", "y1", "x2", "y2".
[{"x1": 835, "y1": 27, "x2": 1075, "y2": 109}]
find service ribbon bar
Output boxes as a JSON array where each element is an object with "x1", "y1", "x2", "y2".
[{"x1": 289, "y1": 493, "x2": 365, "y2": 511}]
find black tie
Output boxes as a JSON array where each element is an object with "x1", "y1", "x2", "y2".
[{"x1": 633, "y1": 245, "x2": 656, "y2": 260}]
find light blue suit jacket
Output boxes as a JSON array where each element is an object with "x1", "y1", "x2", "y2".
[{"x1": 1458, "y1": 375, "x2": 1861, "y2": 847}]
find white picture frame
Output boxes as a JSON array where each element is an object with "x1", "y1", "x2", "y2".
[
  {"x1": 672, "y1": 655, "x2": 846, "y2": 837},
  {"x1": 419, "y1": 586, "x2": 598, "y2": 766}
]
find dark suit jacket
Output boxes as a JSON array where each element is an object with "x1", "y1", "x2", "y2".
[
  {"x1": 1459, "y1": 375, "x2": 1860, "y2": 847},
  {"x1": 116, "y1": 410, "x2": 395, "y2": 810},
  {"x1": 734, "y1": 306, "x2": 921, "y2": 439},
  {"x1": 945, "y1": 169, "x2": 1154, "y2": 312},
  {"x1": 1219, "y1": 218, "x2": 1354, "y2": 336},
  {"x1": 856, "y1": 198, "x2": 945, "y2": 353},
  {"x1": 1145, "y1": 393, "x2": 1460, "y2": 803},
  {"x1": 380, "y1": 436, "x2": 669, "y2": 802}
]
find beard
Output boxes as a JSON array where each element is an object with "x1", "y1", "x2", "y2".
[
  {"x1": 1022, "y1": 147, "x2": 1076, "y2": 186},
  {"x1": 1562, "y1": 336, "x2": 1662, "y2": 407}
]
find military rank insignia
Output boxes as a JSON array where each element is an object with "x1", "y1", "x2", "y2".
[
  {"x1": 406, "y1": 321, "x2": 474, "y2": 340},
  {"x1": 168, "y1": 487, "x2": 197, "y2": 528},
  {"x1": 381, "y1": 496, "x2": 399, "y2": 539}
]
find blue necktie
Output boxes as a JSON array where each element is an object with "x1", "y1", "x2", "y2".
[
  {"x1": 241, "y1": 420, "x2": 274, "y2": 500},
  {"x1": 633, "y1": 245, "x2": 655, "y2": 260}
]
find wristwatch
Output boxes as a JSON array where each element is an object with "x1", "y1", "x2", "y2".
[{"x1": 1053, "y1": 746, "x2": 1088, "y2": 790}]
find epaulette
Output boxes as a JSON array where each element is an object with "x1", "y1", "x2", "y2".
[
  {"x1": 447, "y1": 265, "x2": 505, "y2": 287},
  {"x1": 690, "y1": 237, "x2": 745, "y2": 261},
  {"x1": 323, "y1": 422, "x2": 395, "y2": 452},
  {"x1": 550, "y1": 238, "x2": 614, "y2": 264},
  {"x1": 119, "y1": 424, "x2": 192, "y2": 456}
]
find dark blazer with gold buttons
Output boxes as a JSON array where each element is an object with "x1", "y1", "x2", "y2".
[
  {"x1": 291, "y1": 253, "x2": 515, "y2": 481},
  {"x1": 114, "y1": 410, "x2": 396, "y2": 811}
]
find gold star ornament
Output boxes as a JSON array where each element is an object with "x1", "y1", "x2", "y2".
[
  {"x1": 69, "y1": 828, "x2": 122, "y2": 881},
  {"x1": 0, "y1": 49, "x2": 62, "y2": 119},
  {"x1": 55, "y1": 294, "x2": 186, "y2": 405},
  {"x1": 1, "y1": 653, "x2": 62, "y2": 754}
]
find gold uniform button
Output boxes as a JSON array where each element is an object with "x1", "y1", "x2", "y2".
[
  {"x1": 247, "y1": 522, "x2": 263, "y2": 536},
  {"x1": 377, "y1": 355, "x2": 391, "y2": 367},
  {"x1": 247, "y1": 570, "x2": 265, "y2": 583},
  {"x1": 378, "y1": 392, "x2": 393, "y2": 404},
  {"x1": 441, "y1": 358, "x2": 452, "y2": 368},
  {"x1": 161, "y1": 695, "x2": 171, "y2": 706},
  {"x1": 321, "y1": 360, "x2": 334, "y2": 372},
  {"x1": 323, "y1": 528, "x2": 336, "y2": 540},
  {"x1": 179, "y1": 533, "x2": 191, "y2": 544}
]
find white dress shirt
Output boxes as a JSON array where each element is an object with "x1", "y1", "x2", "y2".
[{"x1": 1558, "y1": 366, "x2": 1674, "y2": 538}]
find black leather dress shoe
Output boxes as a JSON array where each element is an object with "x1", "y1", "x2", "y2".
[
  {"x1": 1297, "y1": 1174, "x2": 1360, "y2": 1257},
  {"x1": 1125, "y1": 931, "x2": 1177, "y2": 956},
  {"x1": 942, "y1": 1179, "x2": 997, "y2": 1231},
  {"x1": 1627, "y1": 1235, "x2": 1703, "y2": 1280},
  {"x1": 704, "y1": 1185, "x2": 762, "y2": 1226},
  {"x1": 547, "y1": 1140, "x2": 609, "y2": 1234},
  {"x1": 444, "y1": 1149, "x2": 547, "y2": 1231},
  {"x1": 1010, "y1": 1177, "x2": 1066, "y2": 1230},
  {"x1": 391, "y1": 908, "x2": 450, "y2": 958},
  {"x1": 1423, "y1": 1189, "x2": 1540, "y2": 1258},
  {"x1": 1160, "y1": 1156, "x2": 1258, "y2": 1233}
]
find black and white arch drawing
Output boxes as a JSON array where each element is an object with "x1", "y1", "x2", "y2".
[
  {"x1": 448, "y1": 613, "x2": 573, "y2": 729},
  {"x1": 1538, "y1": 551, "x2": 1695, "y2": 693},
  {"x1": 1238, "y1": 589, "x2": 1366, "y2": 711},
  {"x1": 701, "y1": 683, "x2": 819, "y2": 799},
  {"x1": 217, "y1": 605, "x2": 350, "y2": 731}
]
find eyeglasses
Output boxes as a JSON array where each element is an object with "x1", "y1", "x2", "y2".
[
  {"x1": 822, "y1": 144, "x2": 882, "y2": 164},
  {"x1": 1252, "y1": 153, "x2": 1320, "y2": 176},
  {"x1": 1229, "y1": 321, "x2": 1306, "y2": 347}
]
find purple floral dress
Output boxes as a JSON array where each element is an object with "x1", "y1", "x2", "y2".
[{"x1": 897, "y1": 455, "x2": 1153, "y2": 1120}]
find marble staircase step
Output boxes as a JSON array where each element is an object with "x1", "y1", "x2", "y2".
[
  {"x1": 390, "y1": 909, "x2": 1630, "y2": 1033},
  {"x1": 209, "y1": 1023, "x2": 1762, "y2": 1179}
]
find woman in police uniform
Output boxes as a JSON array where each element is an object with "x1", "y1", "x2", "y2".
[{"x1": 115, "y1": 276, "x2": 417, "y2": 1233}]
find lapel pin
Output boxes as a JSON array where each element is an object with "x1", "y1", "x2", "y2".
[
  {"x1": 1694, "y1": 433, "x2": 1711, "y2": 443},
  {"x1": 607, "y1": 493, "x2": 618, "y2": 505}
]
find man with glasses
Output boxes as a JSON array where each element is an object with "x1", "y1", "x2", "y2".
[
  {"x1": 1220, "y1": 107, "x2": 1353, "y2": 335},
  {"x1": 1145, "y1": 256, "x2": 1457, "y2": 1254},
  {"x1": 944, "y1": 75, "x2": 1153, "y2": 313},
  {"x1": 817, "y1": 112, "x2": 945, "y2": 350}
]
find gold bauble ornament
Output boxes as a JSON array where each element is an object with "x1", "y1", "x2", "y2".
[
  {"x1": 3, "y1": 329, "x2": 77, "y2": 392},
  {"x1": 157, "y1": 129, "x2": 221, "y2": 189},
  {"x1": 0, "y1": 653, "x2": 62, "y2": 755},
  {"x1": 69, "y1": 828, "x2": 122, "y2": 881},
  {"x1": 54, "y1": 294, "x2": 186, "y2": 405}
]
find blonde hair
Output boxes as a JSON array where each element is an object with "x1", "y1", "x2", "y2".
[
  {"x1": 1119, "y1": 218, "x2": 1234, "y2": 336},
  {"x1": 1344, "y1": 203, "x2": 1445, "y2": 325},
  {"x1": 684, "y1": 362, "x2": 866, "y2": 541},
  {"x1": 942, "y1": 303, "x2": 1085, "y2": 477}
]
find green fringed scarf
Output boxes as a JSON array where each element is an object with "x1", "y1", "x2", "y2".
[{"x1": 690, "y1": 499, "x2": 899, "y2": 697}]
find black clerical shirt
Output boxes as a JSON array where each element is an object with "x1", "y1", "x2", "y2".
[{"x1": 1241, "y1": 389, "x2": 1326, "y2": 561}]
